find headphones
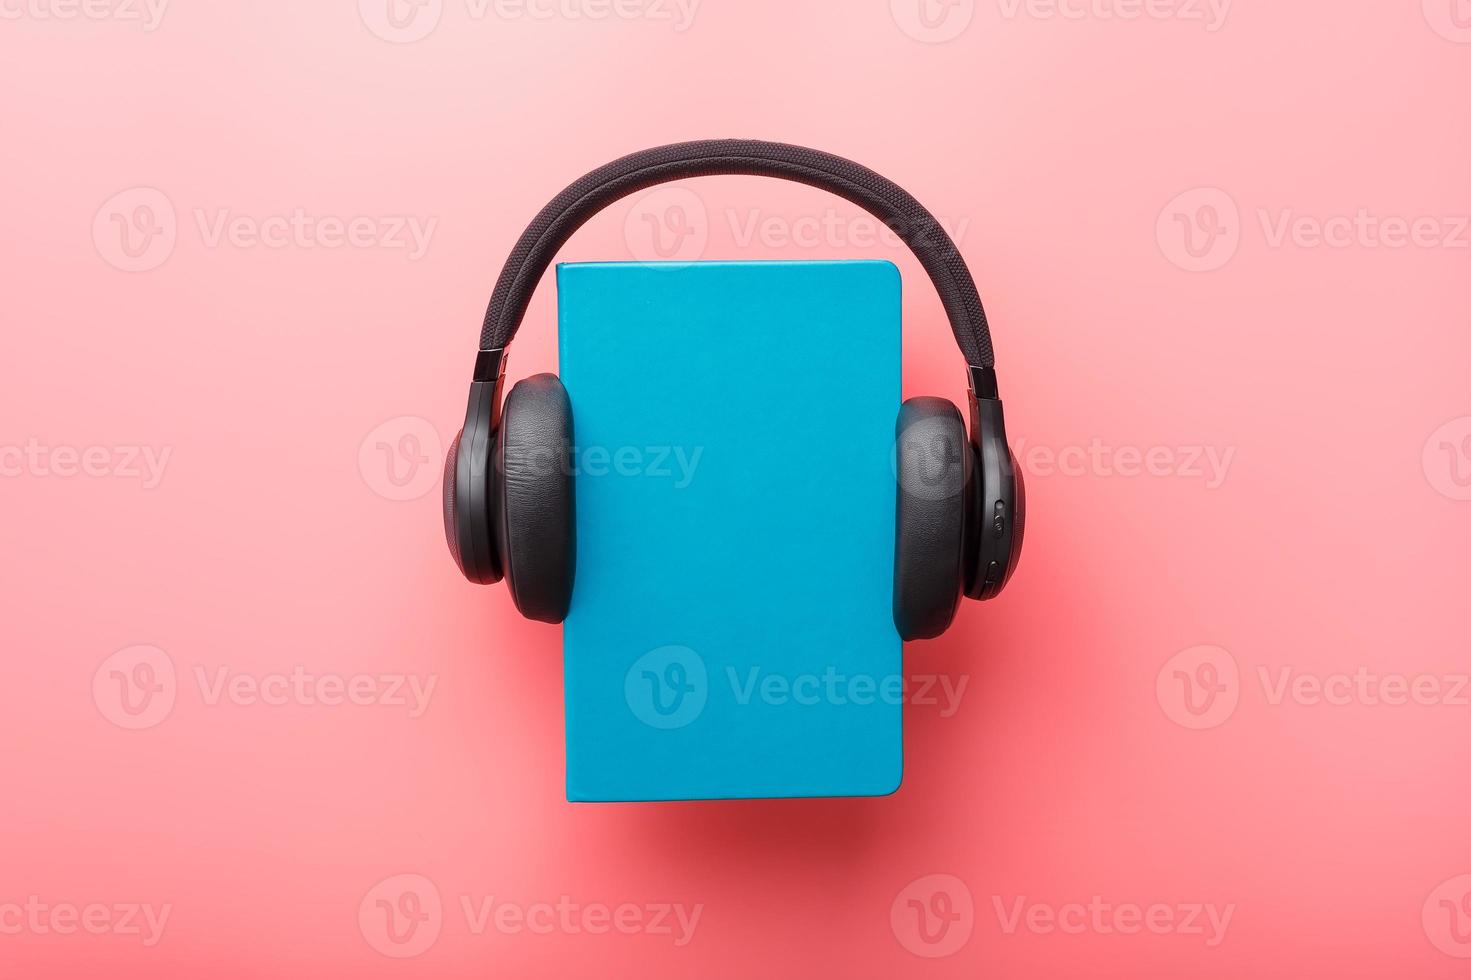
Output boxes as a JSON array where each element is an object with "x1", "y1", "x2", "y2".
[{"x1": 444, "y1": 139, "x2": 1024, "y2": 640}]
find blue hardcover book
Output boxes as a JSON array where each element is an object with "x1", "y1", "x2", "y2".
[{"x1": 558, "y1": 260, "x2": 902, "y2": 801}]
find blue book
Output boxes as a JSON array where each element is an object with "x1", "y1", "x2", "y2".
[{"x1": 558, "y1": 260, "x2": 902, "y2": 801}]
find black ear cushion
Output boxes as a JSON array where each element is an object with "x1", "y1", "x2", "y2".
[
  {"x1": 893, "y1": 397, "x2": 969, "y2": 641},
  {"x1": 495, "y1": 374, "x2": 576, "y2": 623}
]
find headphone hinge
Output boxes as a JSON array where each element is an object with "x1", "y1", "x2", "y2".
[
  {"x1": 967, "y1": 364, "x2": 998, "y2": 401},
  {"x1": 470, "y1": 347, "x2": 508, "y2": 429},
  {"x1": 473, "y1": 346, "x2": 507, "y2": 383}
]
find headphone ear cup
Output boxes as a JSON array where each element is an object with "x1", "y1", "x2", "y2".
[
  {"x1": 962, "y1": 397, "x2": 1023, "y2": 601},
  {"x1": 443, "y1": 429, "x2": 466, "y2": 572},
  {"x1": 496, "y1": 373, "x2": 576, "y2": 623},
  {"x1": 444, "y1": 409, "x2": 503, "y2": 585},
  {"x1": 893, "y1": 397, "x2": 969, "y2": 641}
]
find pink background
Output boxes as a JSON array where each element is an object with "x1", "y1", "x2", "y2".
[{"x1": 3, "y1": 0, "x2": 1470, "y2": 976}]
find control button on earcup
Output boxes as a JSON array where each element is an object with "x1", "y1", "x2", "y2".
[{"x1": 1001, "y1": 448, "x2": 1025, "y2": 587}]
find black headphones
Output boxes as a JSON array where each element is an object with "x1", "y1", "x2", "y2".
[{"x1": 444, "y1": 139, "x2": 1024, "y2": 640}]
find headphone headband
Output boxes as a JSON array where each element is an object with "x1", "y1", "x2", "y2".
[{"x1": 479, "y1": 139, "x2": 997, "y2": 371}]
